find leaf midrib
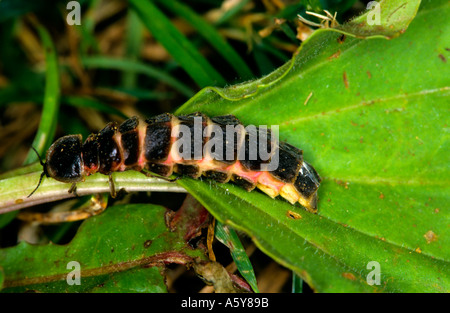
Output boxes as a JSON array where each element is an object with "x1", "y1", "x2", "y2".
[
  {"x1": 322, "y1": 174, "x2": 450, "y2": 187},
  {"x1": 282, "y1": 87, "x2": 449, "y2": 126}
]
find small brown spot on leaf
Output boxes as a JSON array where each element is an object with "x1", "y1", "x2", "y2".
[
  {"x1": 335, "y1": 180, "x2": 349, "y2": 189},
  {"x1": 287, "y1": 210, "x2": 302, "y2": 220},
  {"x1": 343, "y1": 71, "x2": 349, "y2": 89},
  {"x1": 379, "y1": 192, "x2": 384, "y2": 199},
  {"x1": 337, "y1": 34, "x2": 346, "y2": 44},
  {"x1": 424, "y1": 230, "x2": 438, "y2": 244},
  {"x1": 15, "y1": 198, "x2": 24, "y2": 204},
  {"x1": 144, "y1": 240, "x2": 153, "y2": 248},
  {"x1": 438, "y1": 54, "x2": 447, "y2": 63},
  {"x1": 367, "y1": 71, "x2": 372, "y2": 79},
  {"x1": 328, "y1": 50, "x2": 341, "y2": 60},
  {"x1": 342, "y1": 272, "x2": 356, "y2": 280}
]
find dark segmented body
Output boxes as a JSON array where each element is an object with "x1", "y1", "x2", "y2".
[{"x1": 39, "y1": 113, "x2": 321, "y2": 212}]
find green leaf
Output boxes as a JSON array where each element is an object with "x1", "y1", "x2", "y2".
[
  {"x1": 334, "y1": 0, "x2": 421, "y2": 39},
  {"x1": 175, "y1": 0, "x2": 450, "y2": 292},
  {"x1": 0, "y1": 203, "x2": 204, "y2": 292},
  {"x1": 2, "y1": 267, "x2": 167, "y2": 293}
]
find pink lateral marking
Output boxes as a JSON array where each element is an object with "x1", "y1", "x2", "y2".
[
  {"x1": 113, "y1": 132, "x2": 127, "y2": 172},
  {"x1": 257, "y1": 171, "x2": 285, "y2": 192},
  {"x1": 136, "y1": 122, "x2": 148, "y2": 167},
  {"x1": 228, "y1": 161, "x2": 262, "y2": 184}
]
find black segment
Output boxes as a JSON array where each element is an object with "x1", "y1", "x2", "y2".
[
  {"x1": 82, "y1": 134, "x2": 99, "y2": 170},
  {"x1": 203, "y1": 170, "x2": 230, "y2": 183},
  {"x1": 46, "y1": 135, "x2": 83, "y2": 182},
  {"x1": 119, "y1": 116, "x2": 139, "y2": 133},
  {"x1": 294, "y1": 161, "x2": 321, "y2": 198},
  {"x1": 240, "y1": 126, "x2": 274, "y2": 171},
  {"x1": 144, "y1": 122, "x2": 172, "y2": 161},
  {"x1": 231, "y1": 174, "x2": 256, "y2": 191},
  {"x1": 147, "y1": 163, "x2": 173, "y2": 176},
  {"x1": 97, "y1": 122, "x2": 121, "y2": 174},
  {"x1": 144, "y1": 113, "x2": 173, "y2": 161},
  {"x1": 175, "y1": 164, "x2": 201, "y2": 178},
  {"x1": 209, "y1": 115, "x2": 244, "y2": 164},
  {"x1": 176, "y1": 112, "x2": 207, "y2": 161},
  {"x1": 121, "y1": 130, "x2": 140, "y2": 166},
  {"x1": 145, "y1": 113, "x2": 172, "y2": 124},
  {"x1": 270, "y1": 142, "x2": 303, "y2": 183},
  {"x1": 211, "y1": 114, "x2": 242, "y2": 126}
]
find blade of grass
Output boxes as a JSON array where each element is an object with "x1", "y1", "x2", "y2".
[
  {"x1": 215, "y1": 220, "x2": 259, "y2": 293},
  {"x1": 291, "y1": 272, "x2": 303, "y2": 293},
  {"x1": 81, "y1": 56, "x2": 195, "y2": 98},
  {"x1": 122, "y1": 10, "x2": 143, "y2": 89},
  {"x1": 129, "y1": 0, "x2": 226, "y2": 87},
  {"x1": 156, "y1": 0, "x2": 253, "y2": 80},
  {"x1": 215, "y1": 0, "x2": 251, "y2": 25},
  {"x1": 23, "y1": 24, "x2": 60, "y2": 164},
  {"x1": 78, "y1": 0, "x2": 101, "y2": 55},
  {"x1": 112, "y1": 87, "x2": 172, "y2": 100},
  {"x1": 279, "y1": 23, "x2": 299, "y2": 42},
  {"x1": 62, "y1": 96, "x2": 129, "y2": 119}
]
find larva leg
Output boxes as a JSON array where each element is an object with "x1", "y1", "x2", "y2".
[
  {"x1": 108, "y1": 173, "x2": 117, "y2": 198},
  {"x1": 68, "y1": 182, "x2": 79, "y2": 197}
]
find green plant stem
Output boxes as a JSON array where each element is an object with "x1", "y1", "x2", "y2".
[{"x1": 0, "y1": 169, "x2": 186, "y2": 214}]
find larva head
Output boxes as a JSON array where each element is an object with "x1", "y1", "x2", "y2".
[
  {"x1": 45, "y1": 134, "x2": 84, "y2": 183},
  {"x1": 28, "y1": 135, "x2": 84, "y2": 198}
]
